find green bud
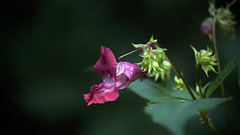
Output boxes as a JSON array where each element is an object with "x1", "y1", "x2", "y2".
[
  {"x1": 140, "y1": 47, "x2": 167, "y2": 80},
  {"x1": 174, "y1": 76, "x2": 186, "y2": 91},
  {"x1": 217, "y1": 7, "x2": 236, "y2": 26},
  {"x1": 207, "y1": 2, "x2": 237, "y2": 39},
  {"x1": 217, "y1": 7, "x2": 237, "y2": 38},
  {"x1": 191, "y1": 46, "x2": 217, "y2": 77},
  {"x1": 152, "y1": 61, "x2": 160, "y2": 69},
  {"x1": 133, "y1": 36, "x2": 172, "y2": 81},
  {"x1": 163, "y1": 60, "x2": 171, "y2": 80},
  {"x1": 196, "y1": 84, "x2": 200, "y2": 95}
]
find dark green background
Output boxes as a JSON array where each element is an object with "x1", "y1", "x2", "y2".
[{"x1": 2, "y1": 0, "x2": 240, "y2": 135}]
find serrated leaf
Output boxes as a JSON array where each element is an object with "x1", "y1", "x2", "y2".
[
  {"x1": 206, "y1": 53, "x2": 240, "y2": 98},
  {"x1": 145, "y1": 98, "x2": 229, "y2": 135},
  {"x1": 128, "y1": 79, "x2": 196, "y2": 101}
]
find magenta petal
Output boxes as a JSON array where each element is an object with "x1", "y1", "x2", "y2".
[
  {"x1": 84, "y1": 82, "x2": 119, "y2": 106},
  {"x1": 94, "y1": 46, "x2": 118, "y2": 81},
  {"x1": 121, "y1": 61, "x2": 141, "y2": 82},
  {"x1": 116, "y1": 61, "x2": 141, "y2": 90}
]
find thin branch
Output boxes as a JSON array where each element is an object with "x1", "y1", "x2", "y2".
[
  {"x1": 117, "y1": 48, "x2": 141, "y2": 62},
  {"x1": 155, "y1": 42, "x2": 196, "y2": 100},
  {"x1": 212, "y1": 15, "x2": 231, "y2": 133},
  {"x1": 227, "y1": 0, "x2": 238, "y2": 8}
]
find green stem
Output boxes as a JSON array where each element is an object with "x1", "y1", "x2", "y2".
[
  {"x1": 211, "y1": 15, "x2": 231, "y2": 130},
  {"x1": 227, "y1": 0, "x2": 237, "y2": 9},
  {"x1": 212, "y1": 15, "x2": 226, "y2": 101},
  {"x1": 208, "y1": 122, "x2": 218, "y2": 135},
  {"x1": 155, "y1": 42, "x2": 196, "y2": 100},
  {"x1": 200, "y1": 110, "x2": 218, "y2": 135}
]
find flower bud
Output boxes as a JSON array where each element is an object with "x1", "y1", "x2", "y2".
[
  {"x1": 163, "y1": 59, "x2": 171, "y2": 80},
  {"x1": 191, "y1": 46, "x2": 217, "y2": 77},
  {"x1": 196, "y1": 84, "x2": 200, "y2": 95},
  {"x1": 201, "y1": 17, "x2": 213, "y2": 39},
  {"x1": 133, "y1": 36, "x2": 171, "y2": 81},
  {"x1": 207, "y1": 2, "x2": 237, "y2": 38},
  {"x1": 219, "y1": 24, "x2": 236, "y2": 38},
  {"x1": 174, "y1": 76, "x2": 186, "y2": 91}
]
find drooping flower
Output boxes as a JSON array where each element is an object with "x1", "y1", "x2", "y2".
[{"x1": 84, "y1": 46, "x2": 142, "y2": 106}]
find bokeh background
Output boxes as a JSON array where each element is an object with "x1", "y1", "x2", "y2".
[{"x1": 2, "y1": 0, "x2": 240, "y2": 135}]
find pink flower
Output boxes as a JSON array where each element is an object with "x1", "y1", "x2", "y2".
[{"x1": 84, "y1": 46, "x2": 141, "y2": 106}]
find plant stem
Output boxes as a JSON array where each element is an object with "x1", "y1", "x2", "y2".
[
  {"x1": 211, "y1": 15, "x2": 231, "y2": 132},
  {"x1": 208, "y1": 122, "x2": 218, "y2": 135},
  {"x1": 195, "y1": 64, "x2": 203, "y2": 98},
  {"x1": 227, "y1": 0, "x2": 237, "y2": 9},
  {"x1": 200, "y1": 110, "x2": 218, "y2": 135},
  {"x1": 155, "y1": 42, "x2": 196, "y2": 100},
  {"x1": 117, "y1": 48, "x2": 141, "y2": 62}
]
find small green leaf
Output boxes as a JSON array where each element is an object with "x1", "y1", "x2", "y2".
[
  {"x1": 148, "y1": 96, "x2": 191, "y2": 105},
  {"x1": 206, "y1": 53, "x2": 240, "y2": 98},
  {"x1": 202, "y1": 81, "x2": 211, "y2": 96},
  {"x1": 131, "y1": 43, "x2": 147, "y2": 48},
  {"x1": 145, "y1": 98, "x2": 229, "y2": 135},
  {"x1": 208, "y1": 2, "x2": 216, "y2": 16}
]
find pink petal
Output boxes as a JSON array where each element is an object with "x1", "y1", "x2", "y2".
[
  {"x1": 84, "y1": 82, "x2": 119, "y2": 106},
  {"x1": 94, "y1": 46, "x2": 118, "y2": 81},
  {"x1": 121, "y1": 61, "x2": 142, "y2": 82},
  {"x1": 116, "y1": 61, "x2": 141, "y2": 90}
]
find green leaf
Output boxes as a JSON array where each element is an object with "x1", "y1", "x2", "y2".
[
  {"x1": 128, "y1": 79, "x2": 196, "y2": 101},
  {"x1": 206, "y1": 53, "x2": 240, "y2": 98},
  {"x1": 208, "y1": 2, "x2": 216, "y2": 16},
  {"x1": 202, "y1": 81, "x2": 211, "y2": 96},
  {"x1": 128, "y1": 79, "x2": 192, "y2": 101},
  {"x1": 128, "y1": 79, "x2": 172, "y2": 101},
  {"x1": 145, "y1": 98, "x2": 229, "y2": 135}
]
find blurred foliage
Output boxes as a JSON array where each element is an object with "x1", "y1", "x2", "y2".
[{"x1": 1, "y1": 0, "x2": 240, "y2": 135}]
